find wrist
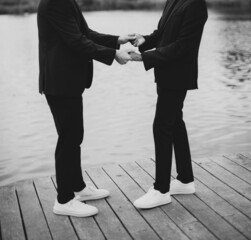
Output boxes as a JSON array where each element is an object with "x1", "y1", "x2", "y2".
[{"x1": 118, "y1": 36, "x2": 122, "y2": 45}]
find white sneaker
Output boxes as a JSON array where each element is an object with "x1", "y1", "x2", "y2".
[
  {"x1": 133, "y1": 187, "x2": 171, "y2": 209},
  {"x1": 75, "y1": 185, "x2": 109, "y2": 201},
  {"x1": 53, "y1": 198, "x2": 98, "y2": 217},
  {"x1": 170, "y1": 179, "x2": 195, "y2": 195}
]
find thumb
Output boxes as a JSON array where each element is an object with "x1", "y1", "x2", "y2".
[{"x1": 125, "y1": 49, "x2": 135, "y2": 54}]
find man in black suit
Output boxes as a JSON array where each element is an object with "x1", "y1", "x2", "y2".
[
  {"x1": 130, "y1": 0, "x2": 208, "y2": 209},
  {"x1": 37, "y1": 0, "x2": 135, "y2": 217}
]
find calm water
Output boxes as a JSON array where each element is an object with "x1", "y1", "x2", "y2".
[{"x1": 0, "y1": 10, "x2": 250, "y2": 186}]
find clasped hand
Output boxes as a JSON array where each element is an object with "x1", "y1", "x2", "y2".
[{"x1": 115, "y1": 33, "x2": 145, "y2": 65}]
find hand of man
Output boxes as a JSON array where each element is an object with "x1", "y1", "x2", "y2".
[
  {"x1": 118, "y1": 34, "x2": 136, "y2": 45},
  {"x1": 115, "y1": 49, "x2": 132, "y2": 65},
  {"x1": 129, "y1": 52, "x2": 142, "y2": 62},
  {"x1": 131, "y1": 34, "x2": 146, "y2": 47}
]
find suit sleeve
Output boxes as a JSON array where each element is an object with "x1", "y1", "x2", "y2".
[
  {"x1": 141, "y1": 1, "x2": 208, "y2": 71},
  {"x1": 138, "y1": 29, "x2": 159, "y2": 52},
  {"x1": 88, "y1": 28, "x2": 120, "y2": 50},
  {"x1": 46, "y1": 0, "x2": 116, "y2": 65}
]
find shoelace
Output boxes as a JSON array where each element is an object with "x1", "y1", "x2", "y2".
[
  {"x1": 71, "y1": 199, "x2": 86, "y2": 208},
  {"x1": 67, "y1": 199, "x2": 75, "y2": 207},
  {"x1": 146, "y1": 188, "x2": 158, "y2": 197}
]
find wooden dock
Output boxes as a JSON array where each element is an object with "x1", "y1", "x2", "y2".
[{"x1": 1, "y1": 153, "x2": 251, "y2": 240}]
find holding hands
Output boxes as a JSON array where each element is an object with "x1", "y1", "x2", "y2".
[
  {"x1": 115, "y1": 34, "x2": 135, "y2": 65},
  {"x1": 130, "y1": 34, "x2": 146, "y2": 47},
  {"x1": 115, "y1": 33, "x2": 145, "y2": 65},
  {"x1": 115, "y1": 49, "x2": 142, "y2": 65},
  {"x1": 118, "y1": 34, "x2": 137, "y2": 45},
  {"x1": 129, "y1": 52, "x2": 142, "y2": 62},
  {"x1": 115, "y1": 49, "x2": 132, "y2": 65},
  {"x1": 128, "y1": 33, "x2": 144, "y2": 62}
]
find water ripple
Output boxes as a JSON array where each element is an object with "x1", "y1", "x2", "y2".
[{"x1": 0, "y1": 10, "x2": 251, "y2": 186}]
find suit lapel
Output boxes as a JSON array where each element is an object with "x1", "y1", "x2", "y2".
[
  {"x1": 158, "y1": 0, "x2": 175, "y2": 29},
  {"x1": 159, "y1": 0, "x2": 185, "y2": 32},
  {"x1": 167, "y1": 0, "x2": 185, "y2": 20},
  {"x1": 72, "y1": 0, "x2": 89, "y2": 29}
]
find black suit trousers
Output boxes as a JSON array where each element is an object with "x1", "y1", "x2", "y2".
[
  {"x1": 46, "y1": 95, "x2": 86, "y2": 204},
  {"x1": 153, "y1": 86, "x2": 194, "y2": 193}
]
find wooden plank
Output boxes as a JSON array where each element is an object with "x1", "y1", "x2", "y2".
[
  {"x1": 0, "y1": 185, "x2": 26, "y2": 240},
  {"x1": 1, "y1": 153, "x2": 250, "y2": 240},
  {"x1": 103, "y1": 164, "x2": 190, "y2": 240},
  {"x1": 70, "y1": 213, "x2": 105, "y2": 240},
  {"x1": 208, "y1": 156, "x2": 251, "y2": 184},
  {"x1": 121, "y1": 161, "x2": 217, "y2": 240},
  {"x1": 16, "y1": 180, "x2": 52, "y2": 240},
  {"x1": 224, "y1": 153, "x2": 251, "y2": 171},
  {"x1": 137, "y1": 159, "x2": 247, "y2": 240},
  {"x1": 193, "y1": 158, "x2": 251, "y2": 200},
  {"x1": 34, "y1": 177, "x2": 79, "y2": 240},
  {"x1": 240, "y1": 153, "x2": 251, "y2": 161},
  {"x1": 190, "y1": 175, "x2": 251, "y2": 239},
  {"x1": 51, "y1": 176, "x2": 105, "y2": 240},
  {"x1": 83, "y1": 171, "x2": 131, "y2": 240},
  {"x1": 192, "y1": 162, "x2": 251, "y2": 219},
  {"x1": 86, "y1": 166, "x2": 160, "y2": 240}
]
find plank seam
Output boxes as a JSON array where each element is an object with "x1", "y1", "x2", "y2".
[
  {"x1": 119, "y1": 163, "x2": 193, "y2": 240},
  {"x1": 85, "y1": 170, "x2": 134, "y2": 240},
  {"x1": 84, "y1": 171, "x2": 109, "y2": 240},
  {"x1": 240, "y1": 154, "x2": 251, "y2": 161},
  {"x1": 208, "y1": 157, "x2": 251, "y2": 185},
  {"x1": 93, "y1": 215, "x2": 108, "y2": 240},
  {"x1": 191, "y1": 179, "x2": 249, "y2": 239},
  {"x1": 50, "y1": 176, "x2": 81, "y2": 240},
  {"x1": 15, "y1": 188, "x2": 28, "y2": 240},
  {"x1": 135, "y1": 161, "x2": 222, "y2": 240},
  {"x1": 33, "y1": 181, "x2": 53, "y2": 240},
  {"x1": 68, "y1": 218, "x2": 81, "y2": 240},
  {"x1": 81, "y1": 172, "x2": 108, "y2": 240},
  {"x1": 192, "y1": 161, "x2": 251, "y2": 220},
  {"x1": 223, "y1": 155, "x2": 251, "y2": 172},
  {"x1": 170, "y1": 194, "x2": 239, "y2": 240},
  {"x1": 101, "y1": 167, "x2": 162, "y2": 240},
  {"x1": 193, "y1": 161, "x2": 251, "y2": 201}
]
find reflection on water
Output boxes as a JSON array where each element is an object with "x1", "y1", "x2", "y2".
[
  {"x1": 215, "y1": 11, "x2": 251, "y2": 88},
  {"x1": 222, "y1": 49, "x2": 251, "y2": 86},
  {"x1": 0, "y1": 9, "x2": 250, "y2": 186}
]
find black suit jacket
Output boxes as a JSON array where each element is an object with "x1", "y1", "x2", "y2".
[
  {"x1": 139, "y1": 0, "x2": 208, "y2": 90},
  {"x1": 37, "y1": 0, "x2": 119, "y2": 96}
]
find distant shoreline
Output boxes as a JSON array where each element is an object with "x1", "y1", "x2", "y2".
[{"x1": 0, "y1": 0, "x2": 250, "y2": 15}]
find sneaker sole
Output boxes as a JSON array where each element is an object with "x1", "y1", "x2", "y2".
[
  {"x1": 53, "y1": 208, "x2": 98, "y2": 217},
  {"x1": 134, "y1": 199, "x2": 172, "y2": 209},
  {"x1": 76, "y1": 192, "x2": 110, "y2": 202},
  {"x1": 170, "y1": 189, "x2": 195, "y2": 195}
]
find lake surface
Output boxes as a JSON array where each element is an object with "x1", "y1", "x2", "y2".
[{"x1": 0, "y1": 10, "x2": 250, "y2": 186}]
